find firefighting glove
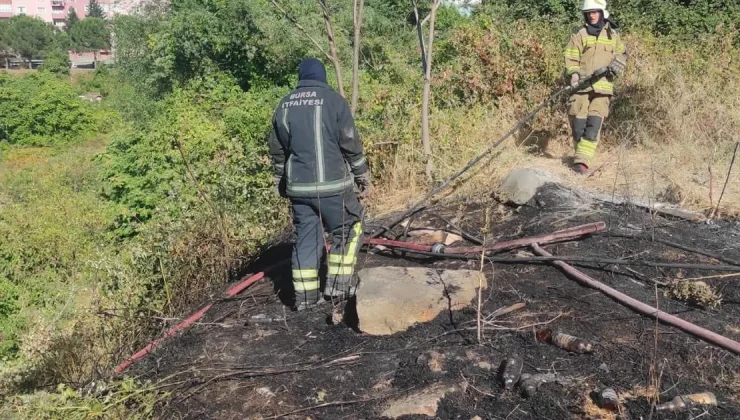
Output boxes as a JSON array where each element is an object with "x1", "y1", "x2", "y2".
[
  {"x1": 569, "y1": 72, "x2": 580, "y2": 89},
  {"x1": 354, "y1": 172, "x2": 372, "y2": 199},
  {"x1": 273, "y1": 175, "x2": 287, "y2": 198},
  {"x1": 608, "y1": 56, "x2": 627, "y2": 77}
]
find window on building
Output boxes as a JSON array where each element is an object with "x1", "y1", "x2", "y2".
[
  {"x1": 17, "y1": 6, "x2": 26, "y2": 14},
  {"x1": 0, "y1": 4, "x2": 12, "y2": 12},
  {"x1": 37, "y1": 7, "x2": 45, "y2": 15}
]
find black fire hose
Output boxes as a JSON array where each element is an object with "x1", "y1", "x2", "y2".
[{"x1": 370, "y1": 67, "x2": 612, "y2": 239}]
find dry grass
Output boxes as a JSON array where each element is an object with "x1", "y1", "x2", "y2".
[
  {"x1": 368, "y1": 32, "x2": 740, "y2": 220},
  {"x1": 581, "y1": 390, "x2": 618, "y2": 420},
  {"x1": 620, "y1": 385, "x2": 660, "y2": 401},
  {"x1": 724, "y1": 324, "x2": 740, "y2": 336},
  {"x1": 664, "y1": 280, "x2": 722, "y2": 309}
]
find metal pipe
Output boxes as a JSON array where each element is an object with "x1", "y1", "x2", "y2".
[{"x1": 532, "y1": 244, "x2": 740, "y2": 355}]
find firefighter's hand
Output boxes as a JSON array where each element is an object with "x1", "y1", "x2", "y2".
[
  {"x1": 355, "y1": 172, "x2": 373, "y2": 199},
  {"x1": 608, "y1": 56, "x2": 626, "y2": 77},
  {"x1": 273, "y1": 175, "x2": 287, "y2": 198},
  {"x1": 569, "y1": 73, "x2": 580, "y2": 88}
]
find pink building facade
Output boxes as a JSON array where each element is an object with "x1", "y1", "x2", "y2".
[
  {"x1": 0, "y1": 0, "x2": 139, "y2": 27},
  {"x1": 1, "y1": 0, "x2": 140, "y2": 66}
]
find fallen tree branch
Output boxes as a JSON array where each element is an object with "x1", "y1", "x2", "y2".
[
  {"x1": 606, "y1": 232, "x2": 740, "y2": 267},
  {"x1": 366, "y1": 221, "x2": 606, "y2": 254},
  {"x1": 532, "y1": 244, "x2": 740, "y2": 355},
  {"x1": 591, "y1": 192, "x2": 704, "y2": 222},
  {"x1": 426, "y1": 212, "x2": 484, "y2": 245},
  {"x1": 375, "y1": 248, "x2": 740, "y2": 272}
]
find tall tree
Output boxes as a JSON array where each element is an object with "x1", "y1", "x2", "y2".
[
  {"x1": 65, "y1": 7, "x2": 80, "y2": 33},
  {"x1": 419, "y1": 0, "x2": 441, "y2": 182},
  {"x1": 87, "y1": 0, "x2": 106, "y2": 19},
  {"x1": 0, "y1": 19, "x2": 8, "y2": 68},
  {"x1": 317, "y1": 0, "x2": 345, "y2": 97},
  {"x1": 351, "y1": 0, "x2": 365, "y2": 114},
  {"x1": 70, "y1": 17, "x2": 110, "y2": 68},
  {"x1": 2, "y1": 15, "x2": 55, "y2": 68}
]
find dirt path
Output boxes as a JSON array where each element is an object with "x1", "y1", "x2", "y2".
[{"x1": 136, "y1": 184, "x2": 740, "y2": 419}]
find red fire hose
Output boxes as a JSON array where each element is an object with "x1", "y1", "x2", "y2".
[
  {"x1": 114, "y1": 271, "x2": 265, "y2": 373},
  {"x1": 532, "y1": 244, "x2": 740, "y2": 355}
]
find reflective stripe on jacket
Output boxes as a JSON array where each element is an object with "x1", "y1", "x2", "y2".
[
  {"x1": 269, "y1": 80, "x2": 368, "y2": 198},
  {"x1": 564, "y1": 23, "x2": 627, "y2": 95}
]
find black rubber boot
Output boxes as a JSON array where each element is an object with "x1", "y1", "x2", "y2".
[{"x1": 571, "y1": 163, "x2": 589, "y2": 175}]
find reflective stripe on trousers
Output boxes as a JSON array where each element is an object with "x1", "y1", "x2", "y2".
[
  {"x1": 326, "y1": 221, "x2": 363, "y2": 293},
  {"x1": 290, "y1": 191, "x2": 364, "y2": 303}
]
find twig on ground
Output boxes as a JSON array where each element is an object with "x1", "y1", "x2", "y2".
[
  {"x1": 674, "y1": 272, "x2": 740, "y2": 282},
  {"x1": 461, "y1": 373, "x2": 497, "y2": 398},
  {"x1": 606, "y1": 232, "x2": 740, "y2": 267},
  {"x1": 178, "y1": 353, "x2": 362, "y2": 402},
  {"x1": 263, "y1": 395, "x2": 390, "y2": 420},
  {"x1": 478, "y1": 250, "x2": 484, "y2": 343},
  {"x1": 710, "y1": 141, "x2": 739, "y2": 220},
  {"x1": 380, "y1": 248, "x2": 740, "y2": 272},
  {"x1": 709, "y1": 164, "x2": 714, "y2": 209},
  {"x1": 478, "y1": 312, "x2": 565, "y2": 331},
  {"x1": 484, "y1": 302, "x2": 526, "y2": 322},
  {"x1": 427, "y1": 212, "x2": 484, "y2": 245},
  {"x1": 324, "y1": 354, "x2": 361, "y2": 366},
  {"x1": 587, "y1": 161, "x2": 610, "y2": 179}
]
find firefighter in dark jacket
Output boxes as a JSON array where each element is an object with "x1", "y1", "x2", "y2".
[{"x1": 269, "y1": 58, "x2": 372, "y2": 311}]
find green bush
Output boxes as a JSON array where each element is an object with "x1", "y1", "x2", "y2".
[
  {"x1": 38, "y1": 49, "x2": 71, "y2": 76},
  {"x1": 101, "y1": 74, "x2": 289, "y2": 314},
  {"x1": 103, "y1": 75, "x2": 286, "y2": 233},
  {"x1": 0, "y1": 73, "x2": 98, "y2": 146},
  {"x1": 481, "y1": 0, "x2": 740, "y2": 43},
  {"x1": 0, "y1": 143, "x2": 118, "y2": 363}
]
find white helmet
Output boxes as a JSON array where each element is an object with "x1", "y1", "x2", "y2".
[{"x1": 582, "y1": 0, "x2": 609, "y2": 19}]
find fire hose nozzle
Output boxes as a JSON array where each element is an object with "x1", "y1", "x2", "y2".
[{"x1": 430, "y1": 243, "x2": 446, "y2": 254}]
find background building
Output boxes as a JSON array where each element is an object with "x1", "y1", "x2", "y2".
[
  {"x1": 0, "y1": 0, "x2": 139, "y2": 26},
  {"x1": 1, "y1": 0, "x2": 141, "y2": 68}
]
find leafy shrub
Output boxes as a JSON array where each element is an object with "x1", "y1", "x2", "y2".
[
  {"x1": 101, "y1": 74, "x2": 289, "y2": 314},
  {"x1": 482, "y1": 0, "x2": 740, "y2": 43},
  {"x1": 0, "y1": 73, "x2": 98, "y2": 146},
  {"x1": 435, "y1": 17, "x2": 564, "y2": 106},
  {"x1": 38, "y1": 49, "x2": 71, "y2": 76}
]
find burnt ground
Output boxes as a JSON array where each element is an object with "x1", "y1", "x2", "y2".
[{"x1": 131, "y1": 183, "x2": 740, "y2": 420}]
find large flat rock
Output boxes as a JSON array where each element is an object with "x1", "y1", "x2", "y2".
[
  {"x1": 355, "y1": 267, "x2": 487, "y2": 335},
  {"x1": 499, "y1": 167, "x2": 551, "y2": 205},
  {"x1": 381, "y1": 383, "x2": 458, "y2": 418}
]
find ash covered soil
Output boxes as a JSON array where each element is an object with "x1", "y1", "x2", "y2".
[{"x1": 133, "y1": 184, "x2": 740, "y2": 420}]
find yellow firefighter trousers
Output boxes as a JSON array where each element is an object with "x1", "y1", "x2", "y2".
[{"x1": 568, "y1": 92, "x2": 610, "y2": 168}]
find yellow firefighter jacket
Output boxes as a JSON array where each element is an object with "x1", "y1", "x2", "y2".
[{"x1": 564, "y1": 23, "x2": 627, "y2": 95}]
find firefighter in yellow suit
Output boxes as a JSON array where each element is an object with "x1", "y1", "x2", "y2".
[{"x1": 564, "y1": 0, "x2": 628, "y2": 174}]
